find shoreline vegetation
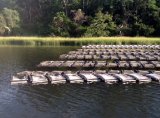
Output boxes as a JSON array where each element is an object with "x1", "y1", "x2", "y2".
[{"x1": 0, "y1": 37, "x2": 159, "y2": 46}]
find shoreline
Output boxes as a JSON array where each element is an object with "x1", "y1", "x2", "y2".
[{"x1": 0, "y1": 37, "x2": 159, "y2": 46}]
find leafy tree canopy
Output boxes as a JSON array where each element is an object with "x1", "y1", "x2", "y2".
[{"x1": 0, "y1": 0, "x2": 159, "y2": 37}]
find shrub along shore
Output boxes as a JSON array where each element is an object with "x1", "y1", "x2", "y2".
[{"x1": 0, "y1": 37, "x2": 159, "y2": 46}]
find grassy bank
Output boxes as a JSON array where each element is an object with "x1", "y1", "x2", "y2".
[{"x1": 0, "y1": 37, "x2": 159, "y2": 46}]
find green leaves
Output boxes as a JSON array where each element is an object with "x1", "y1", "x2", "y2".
[
  {"x1": 0, "y1": 0, "x2": 159, "y2": 36},
  {"x1": 51, "y1": 12, "x2": 71, "y2": 37},
  {"x1": 0, "y1": 8, "x2": 20, "y2": 35},
  {"x1": 0, "y1": 14, "x2": 6, "y2": 35},
  {"x1": 85, "y1": 10, "x2": 117, "y2": 37},
  {"x1": 133, "y1": 22, "x2": 155, "y2": 36},
  {"x1": 2, "y1": 8, "x2": 20, "y2": 29}
]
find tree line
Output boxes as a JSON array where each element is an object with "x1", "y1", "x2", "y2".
[{"x1": 0, "y1": 0, "x2": 160, "y2": 37}]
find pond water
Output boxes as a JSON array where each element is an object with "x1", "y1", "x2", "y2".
[{"x1": 0, "y1": 46, "x2": 160, "y2": 118}]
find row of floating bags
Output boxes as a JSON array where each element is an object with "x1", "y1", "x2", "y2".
[
  {"x1": 38, "y1": 60, "x2": 160, "y2": 69},
  {"x1": 60, "y1": 45, "x2": 160, "y2": 61},
  {"x1": 12, "y1": 71, "x2": 160, "y2": 85},
  {"x1": 59, "y1": 54, "x2": 160, "y2": 60},
  {"x1": 82, "y1": 45, "x2": 160, "y2": 49}
]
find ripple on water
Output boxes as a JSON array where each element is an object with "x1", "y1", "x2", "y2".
[
  {"x1": 0, "y1": 46, "x2": 160, "y2": 118},
  {"x1": 1, "y1": 82, "x2": 160, "y2": 118}
]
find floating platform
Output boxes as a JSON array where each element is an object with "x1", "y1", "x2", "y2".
[
  {"x1": 62, "y1": 73, "x2": 84, "y2": 83},
  {"x1": 82, "y1": 45, "x2": 160, "y2": 49},
  {"x1": 59, "y1": 53, "x2": 160, "y2": 61},
  {"x1": 59, "y1": 45, "x2": 160, "y2": 61},
  {"x1": 12, "y1": 45, "x2": 160, "y2": 86},
  {"x1": 96, "y1": 74, "x2": 118, "y2": 84},
  {"x1": 11, "y1": 71, "x2": 160, "y2": 85},
  {"x1": 38, "y1": 60, "x2": 159, "y2": 69}
]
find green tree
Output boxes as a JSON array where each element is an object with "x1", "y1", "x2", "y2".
[
  {"x1": 51, "y1": 10, "x2": 87, "y2": 37},
  {"x1": 51, "y1": 12, "x2": 71, "y2": 37},
  {"x1": 1, "y1": 8, "x2": 20, "y2": 35},
  {"x1": 0, "y1": 14, "x2": 6, "y2": 35},
  {"x1": 0, "y1": 0, "x2": 159, "y2": 36},
  {"x1": 85, "y1": 10, "x2": 117, "y2": 37},
  {"x1": 132, "y1": 20, "x2": 155, "y2": 36},
  {"x1": 0, "y1": 8, "x2": 20, "y2": 35}
]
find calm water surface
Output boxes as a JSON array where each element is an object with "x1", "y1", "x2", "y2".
[{"x1": 0, "y1": 46, "x2": 160, "y2": 118}]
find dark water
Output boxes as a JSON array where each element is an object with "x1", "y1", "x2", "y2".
[{"x1": 0, "y1": 46, "x2": 160, "y2": 118}]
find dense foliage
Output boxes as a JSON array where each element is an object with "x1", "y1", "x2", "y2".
[{"x1": 0, "y1": 0, "x2": 160, "y2": 37}]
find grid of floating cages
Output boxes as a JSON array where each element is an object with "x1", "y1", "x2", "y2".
[
  {"x1": 38, "y1": 60, "x2": 160, "y2": 69},
  {"x1": 12, "y1": 45, "x2": 160, "y2": 85}
]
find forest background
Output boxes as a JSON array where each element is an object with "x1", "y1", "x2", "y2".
[{"x1": 0, "y1": 0, "x2": 160, "y2": 37}]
